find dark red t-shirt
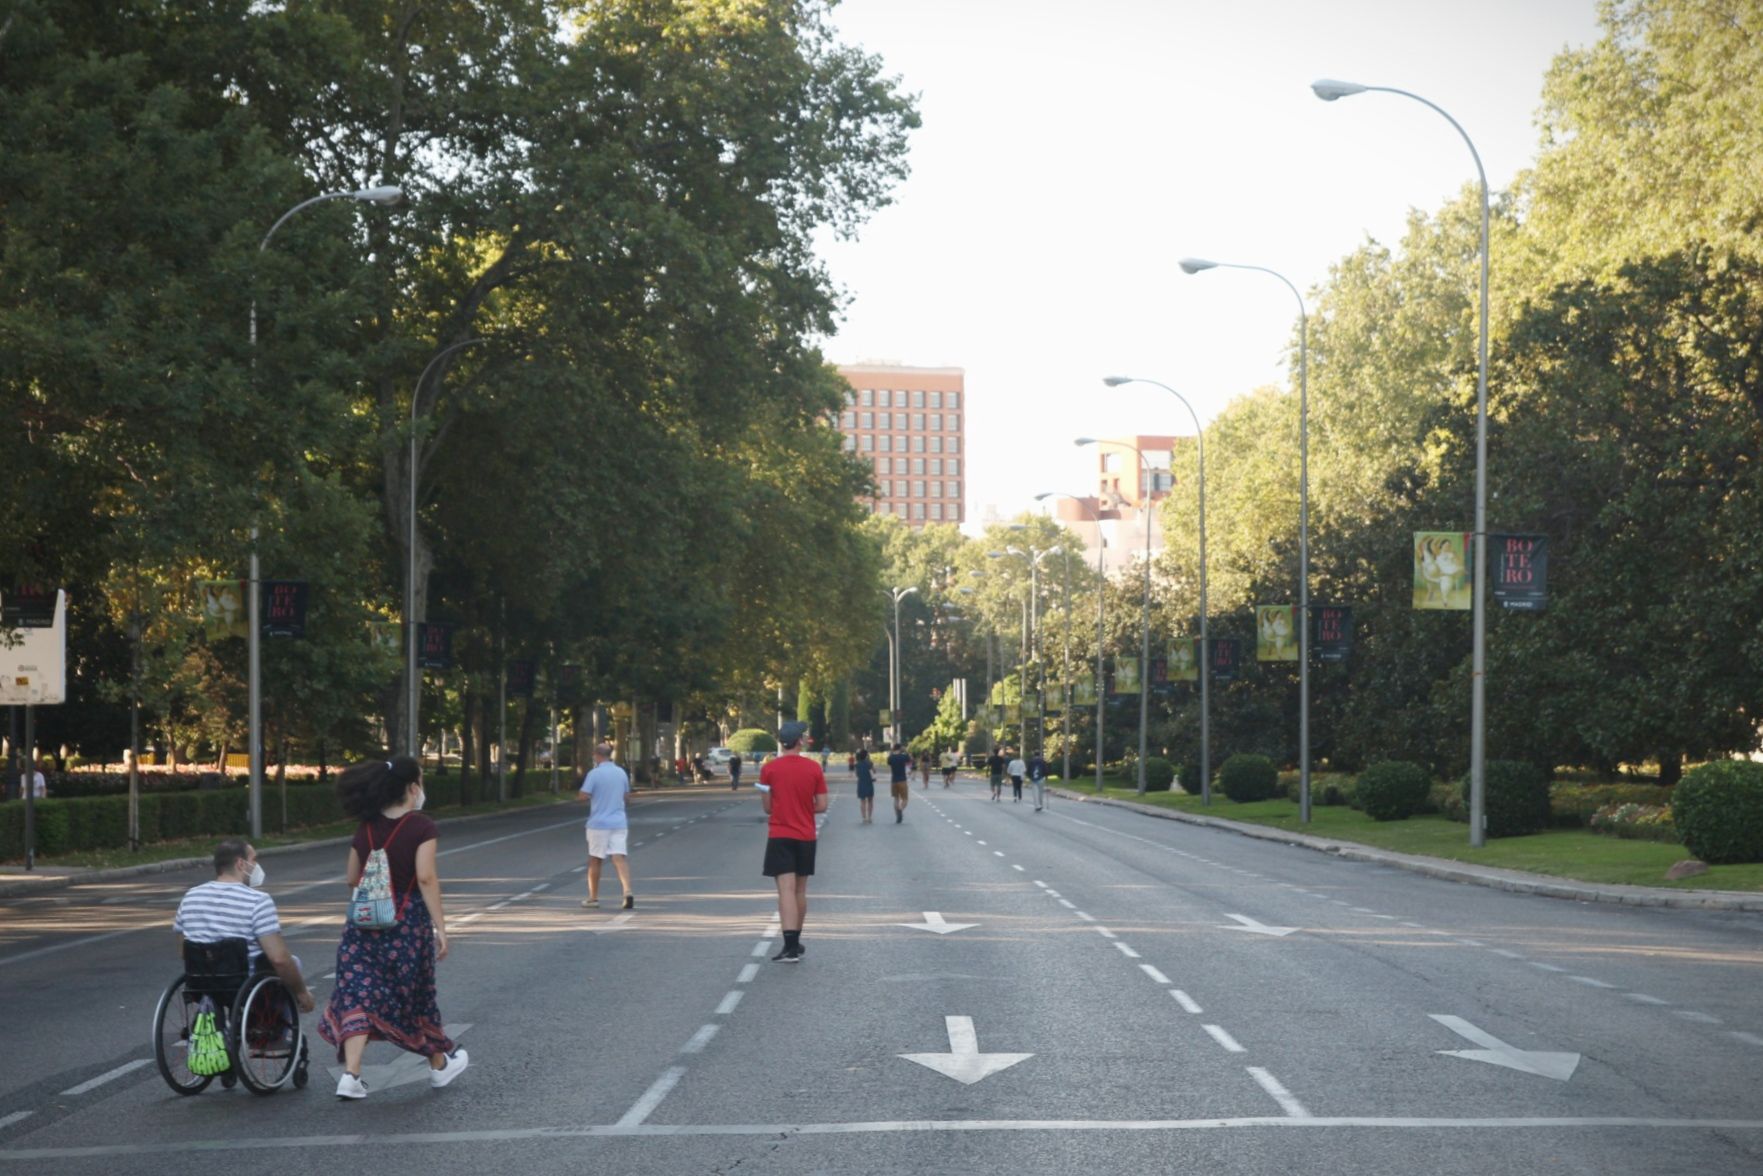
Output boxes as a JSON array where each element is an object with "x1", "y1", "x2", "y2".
[
  {"x1": 351, "y1": 812, "x2": 438, "y2": 898},
  {"x1": 760, "y1": 754, "x2": 827, "y2": 841}
]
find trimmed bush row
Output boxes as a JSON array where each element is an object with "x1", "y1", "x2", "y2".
[{"x1": 727, "y1": 728, "x2": 778, "y2": 755}]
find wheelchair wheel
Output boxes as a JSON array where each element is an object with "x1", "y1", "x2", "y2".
[
  {"x1": 152, "y1": 976, "x2": 214, "y2": 1096},
  {"x1": 231, "y1": 974, "x2": 301, "y2": 1095}
]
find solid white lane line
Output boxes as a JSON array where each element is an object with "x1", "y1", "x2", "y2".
[
  {"x1": 0, "y1": 1112, "x2": 30, "y2": 1130},
  {"x1": 1140, "y1": 964, "x2": 1172, "y2": 985},
  {"x1": 1113, "y1": 942, "x2": 1142, "y2": 959},
  {"x1": 1674, "y1": 1010, "x2": 1722, "y2": 1024},
  {"x1": 1246, "y1": 1067, "x2": 1311, "y2": 1118},
  {"x1": 1569, "y1": 976, "x2": 1616, "y2": 989},
  {"x1": 1170, "y1": 990, "x2": 1203, "y2": 1014},
  {"x1": 60, "y1": 1059, "x2": 150, "y2": 1096},
  {"x1": 616, "y1": 1066, "x2": 686, "y2": 1128},
  {"x1": 1731, "y1": 1032, "x2": 1763, "y2": 1047},
  {"x1": 737, "y1": 964, "x2": 760, "y2": 983},
  {"x1": 1456, "y1": 938, "x2": 1484, "y2": 947},
  {"x1": 1203, "y1": 1025, "x2": 1245, "y2": 1054},
  {"x1": 716, "y1": 992, "x2": 743, "y2": 1016},
  {"x1": 752, "y1": 941, "x2": 772, "y2": 957},
  {"x1": 1096, "y1": 927, "x2": 1117, "y2": 939},
  {"x1": 1491, "y1": 949, "x2": 1524, "y2": 959},
  {"x1": 487, "y1": 901, "x2": 509, "y2": 911},
  {"x1": 1057, "y1": 899, "x2": 1077, "y2": 909},
  {"x1": 681, "y1": 1025, "x2": 720, "y2": 1053},
  {"x1": 1626, "y1": 993, "x2": 1670, "y2": 1005},
  {"x1": 1529, "y1": 962, "x2": 1567, "y2": 973},
  {"x1": 572, "y1": 865, "x2": 587, "y2": 873}
]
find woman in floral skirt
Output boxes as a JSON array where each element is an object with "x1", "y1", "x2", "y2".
[{"x1": 319, "y1": 755, "x2": 468, "y2": 1099}]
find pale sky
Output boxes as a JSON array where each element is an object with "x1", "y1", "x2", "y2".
[{"x1": 815, "y1": 0, "x2": 1604, "y2": 526}]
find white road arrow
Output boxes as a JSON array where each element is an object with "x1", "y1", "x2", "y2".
[
  {"x1": 899, "y1": 1016, "x2": 1033, "y2": 1085},
  {"x1": 1429, "y1": 1014, "x2": 1581, "y2": 1082},
  {"x1": 325, "y1": 1023, "x2": 472, "y2": 1091},
  {"x1": 1219, "y1": 913, "x2": 1297, "y2": 937},
  {"x1": 897, "y1": 911, "x2": 977, "y2": 935}
]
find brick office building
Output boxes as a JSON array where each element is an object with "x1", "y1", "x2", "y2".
[{"x1": 835, "y1": 363, "x2": 965, "y2": 526}]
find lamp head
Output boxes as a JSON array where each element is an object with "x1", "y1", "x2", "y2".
[
  {"x1": 958, "y1": 586, "x2": 976, "y2": 595},
  {"x1": 1005, "y1": 546, "x2": 1025, "y2": 557},
  {"x1": 1045, "y1": 545, "x2": 1063, "y2": 556},
  {"x1": 1178, "y1": 257, "x2": 1217, "y2": 275},
  {"x1": 1102, "y1": 376, "x2": 1133, "y2": 388},
  {"x1": 353, "y1": 184, "x2": 405, "y2": 205},
  {"x1": 986, "y1": 551, "x2": 1005, "y2": 560},
  {"x1": 1075, "y1": 436, "x2": 1098, "y2": 447},
  {"x1": 1311, "y1": 78, "x2": 1367, "y2": 102}
]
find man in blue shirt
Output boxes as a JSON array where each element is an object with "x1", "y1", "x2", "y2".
[{"x1": 576, "y1": 743, "x2": 633, "y2": 910}]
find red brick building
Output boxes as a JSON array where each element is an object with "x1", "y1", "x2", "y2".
[{"x1": 836, "y1": 363, "x2": 965, "y2": 526}]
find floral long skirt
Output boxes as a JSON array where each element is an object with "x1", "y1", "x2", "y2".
[{"x1": 318, "y1": 896, "x2": 456, "y2": 1061}]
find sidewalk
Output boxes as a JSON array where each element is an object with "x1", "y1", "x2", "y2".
[{"x1": 1049, "y1": 787, "x2": 1763, "y2": 913}]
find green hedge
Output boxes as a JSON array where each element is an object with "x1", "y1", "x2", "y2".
[
  {"x1": 1355, "y1": 761, "x2": 1432, "y2": 822},
  {"x1": 1219, "y1": 754, "x2": 1279, "y2": 803},
  {"x1": 1549, "y1": 782, "x2": 1674, "y2": 827},
  {"x1": 1142, "y1": 757, "x2": 1175, "y2": 792},
  {"x1": 1459, "y1": 760, "x2": 1551, "y2": 838},
  {"x1": 728, "y1": 728, "x2": 778, "y2": 754},
  {"x1": 1672, "y1": 760, "x2": 1763, "y2": 864}
]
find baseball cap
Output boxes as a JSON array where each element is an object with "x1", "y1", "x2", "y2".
[{"x1": 779, "y1": 720, "x2": 809, "y2": 748}]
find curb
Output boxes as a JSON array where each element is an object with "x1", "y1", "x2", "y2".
[
  {"x1": 0, "y1": 795, "x2": 576, "y2": 901},
  {"x1": 1047, "y1": 787, "x2": 1763, "y2": 913}
]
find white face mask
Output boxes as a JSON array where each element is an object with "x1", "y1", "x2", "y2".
[
  {"x1": 411, "y1": 786, "x2": 426, "y2": 812},
  {"x1": 244, "y1": 861, "x2": 265, "y2": 888}
]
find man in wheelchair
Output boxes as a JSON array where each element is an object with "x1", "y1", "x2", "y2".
[{"x1": 173, "y1": 838, "x2": 315, "y2": 1015}]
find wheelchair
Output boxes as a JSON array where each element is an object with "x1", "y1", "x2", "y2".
[{"x1": 152, "y1": 938, "x2": 311, "y2": 1095}]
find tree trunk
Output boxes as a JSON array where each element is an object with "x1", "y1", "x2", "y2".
[
  {"x1": 513, "y1": 696, "x2": 536, "y2": 798},
  {"x1": 1657, "y1": 752, "x2": 1683, "y2": 788},
  {"x1": 476, "y1": 690, "x2": 493, "y2": 799},
  {"x1": 459, "y1": 689, "x2": 476, "y2": 806}
]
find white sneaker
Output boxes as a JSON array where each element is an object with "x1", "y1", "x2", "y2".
[
  {"x1": 335, "y1": 1072, "x2": 368, "y2": 1100},
  {"x1": 430, "y1": 1049, "x2": 469, "y2": 1089}
]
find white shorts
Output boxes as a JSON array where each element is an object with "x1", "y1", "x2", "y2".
[{"x1": 586, "y1": 827, "x2": 628, "y2": 859}]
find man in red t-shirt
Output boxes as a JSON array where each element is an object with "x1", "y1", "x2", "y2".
[{"x1": 759, "y1": 720, "x2": 829, "y2": 963}]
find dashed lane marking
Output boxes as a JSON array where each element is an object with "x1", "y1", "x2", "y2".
[
  {"x1": 1140, "y1": 964, "x2": 1172, "y2": 985},
  {"x1": 1246, "y1": 1067, "x2": 1310, "y2": 1118},
  {"x1": 1113, "y1": 942, "x2": 1141, "y2": 960},
  {"x1": 1203, "y1": 1025, "x2": 1246, "y2": 1053},
  {"x1": 1171, "y1": 990, "x2": 1203, "y2": 1014},
  {"x1": 737, "y1": 964, "x2": 759, "y2": 983},
  {"x1": 716, "y1": 992, "x2": 743, "y2": 1015}
]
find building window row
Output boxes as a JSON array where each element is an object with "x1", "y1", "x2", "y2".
[
  {"x1": 848, "y1": 433, "x2": 959, "y2": 455},
  {"x1": 854, "y1": 389, "x2": 960, "y2": 410},
  {"x1": 873, "y1": 480, "x2": 959, "y2": 500},
  {"x1": 849, "y1": 411, "x2": 961, "y2": 432},
  {"x1": 874, "y1": 501, "x2": 960, "y2": 521}
]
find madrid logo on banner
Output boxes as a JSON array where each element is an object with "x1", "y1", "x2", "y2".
[
  {"x1": 1492, "y1": 533, "x2": 1549, "y2": 611},
  {"x1": 1311, "y1": 605, "x2": 1354, "y2": 663},
  {"x1": 1168, "y1": 640, "x2": 1199, "y2": 683},
  {"x1": 1210, "y1": 637, "x2": 1242, "y2": 683},
  {"x1": 261, "y1": 581, "x2": 308, "y2": 638},
  {"x1": 1256, "y1": 605, "x2": 1299, "y2": 662},
  {"x1": 417, "y1": 622, "x2": 454, "y2": 670},
  {"x1": 1112, "y1": 656, "x2": 1141, "y2": 694},
  {"x1": 199, "y1": 580, "x2": 249, "y2": 641},
  {"x1": 1413, "y1": 532, "x2": 1473, "y2": 610},
  {"x1": 1, "y1": 584, "x2": 57, "y2": 630}
]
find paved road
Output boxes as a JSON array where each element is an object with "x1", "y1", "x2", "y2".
[{"x1": 1, "y1": 778, "x2": 1760, "y2": 1174}]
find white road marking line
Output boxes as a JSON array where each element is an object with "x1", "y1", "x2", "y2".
[
  {"x1": 1057, "y1": 899, "x2": 1076, "y2": 909},
  {"x1": 322, "y1": 972, "x2": 336, "y2": 980},
  {"x1": 533, "y1": 883, "x2": 551, "y2": 892},
  {"x1": 1731, "y1": 1032, "x2": 1763, "y2": 1047},
  {"x1": 487, "y1": 901, "x2": 509, "y2": 911},
  {"x1": 752, "y1": 941, "x2": 772, "y2": 957},
  {"x1": 60, "y1": 1058, "x2": 150, "y2": 1096},
  {"x1": 1351, "y1": 907, "x2": 1376, "y2": 913},
  {"x1": 1140, "y1": 964, "x2": 1172, "y2": 985},
  {"x1": 1096, "y1": 927, "x2": 1117, "y2": 939},
  {"x1": 993, "y1": 851, "x2": 1005, "y2": 858},
  {"x1": 1246, "y1": 1067, "x2": 1311, "y2": 1118},
  {"x1": 1491, "y1": 949, "x2": 1524, "y2": 959},
  {"x1": 1044, "y1": 890, "x2": 1061, "y2": 898},
  {"x1": 1113, "y1": 942, "x2": 1142, "y2": 959},
  {"x1": 1012, "y1": 865, "x2": 1025, "y2": 872},
  {"x1": 1569, "y1": 976, "x2": 1616, "y2": 989},
  {"x1": 977, "y1": 840, "x2": 987, "y2": 845},
  {"x1": 1075, "y1": 911, "x2": 1096, "y2": 922},
  {"x1": 1203, "y1": 1025, "x2": 1245, "y2": 1053},
  {"x1": 1456, "y1": 938, "x2": 1484, "y2": 946},
  {"x1": 1371, "y1": 915, "x2": 1398, "y2": 920},
  {"x1": 616, "y1": 1066, "x2": 686, "y2": 1128},
  {"x1": 1399, "y1": 922, "x2": 1427, "y2": 929},
  {"x1": 1171, "y1": 990, "x2": 1203, "y2": 1014},
  {"x1": 0, "y1": 1112, "x2": 30, "y2": 1130},
  {"x1": 716, "y1": 992, "x2": 743, "y2": 1015},
  {"x1": 1033, "y1": 880, "x2": 1048, "y2": 888},
  {"x1": 456, "y1": 913, "x2": 484, "y2": 925},
  {"x1": 964, "y1": 831, "x2": 973, "y2": 836},
  {"x1": 1626, "y1": 993, "x2": 1670, "y2": 1005},
  {"x1": 572, "y1": 865, "x2": 587, "y2": 873},
  {"x1": 1529, "y1": 962, "x2": 1567, "y2": 973},
  {"x1": 1674, "y1": 1010, "x2": 1722, "y2": 1024},
  {"x1": 682, "y1": 1025, "x2": 720, "y2": 1053},
  {"x1": 737, "y1": 964, "x2": 760, "y2": 983}
]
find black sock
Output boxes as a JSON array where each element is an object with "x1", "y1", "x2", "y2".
[{"x1": 783, "y1": 929, "x2": 801, "y2": 951}]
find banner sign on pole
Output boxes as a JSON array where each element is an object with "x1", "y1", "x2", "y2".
[
  {"x1": 507, "y1": 659, "x2": 536, "y2": 697},
  {"x1": 261, "y1": 581, "x2": 308, "y2": 638},
  {"x1": 368, "y1": 621, "x2": 399, "y2": 654},
  {"x1": 199, "y1": 580, "x2": 249, "y2": 641},
  {"x1": 880, "y1": 708, "x2": 893, "y2": 726},
  {"x1": 1491, "y1": 533, "x2": 1548, "y2": 611},
  {"x1": 1168, "y1": 640, "x2": 1199, "y2": 683},
  {"x1": 1021, "y1": 696, "x2": 1040, "y2": 720},
  {"x1": 1, "y1": 584, "x2": 57, "y2": 629},
  {"x1": 1257, "y1": 605, "x2": 1299, "y2": 661},
  {"x1": 1210, "y1": 637, "x2": 1242, "y2": 683},
  {"x1": 0, "y1": 590, "x2": 67, "y2": 704},
  {"x1": 1311, "y1": 606, "x2": 1354, "y2": 663},
  {"x1": 1072, "y1": 676, "x2": 1097, "y2": 707},
  {"x1": 1112, "y1": 657, "x2": 1141, "y2": 694},
  {"x1": 417, "y1": 622, "x2": 454, "y2": 670},
  {"x1": 1413, "y1": 532, "x2": 1473, "y2": 610}
]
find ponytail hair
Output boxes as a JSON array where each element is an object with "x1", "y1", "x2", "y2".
[{"x1": 337, "y1": 755, "x2": 420, "y2": 821}]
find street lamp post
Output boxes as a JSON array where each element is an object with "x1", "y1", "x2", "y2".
[
  {"x1": 248, "y1": 184, "x2": 402, "y2": 839},
  {"x1": 888, "y1": 586, "x2": 918, "y2": 746},
  {"x1": 1180, "y1": 256, "x2": 1311, "y2": 823},
  {"x1": 1075, "y1": 438, "x2": 1156, "y2": 795},
  {"x1": 407, "y1": 337, "x2": 488, "y2": 760},
  {"x1": 989, "y1": 545, "x2": 1061, "y2": 756},
  {"x1": 1094, "y1": 386, "x2": 1210, "y2": 804},
  {"x1": 1314, "y1": 77, "x2": 1490, "y2": 847},
  {"x1": 1036, "y1": 491, "x2": 1101, "y2": 789}
]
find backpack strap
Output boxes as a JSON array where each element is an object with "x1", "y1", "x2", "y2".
[{"x1": 362, "y1": 813, "x2": 422, "y2": 919}]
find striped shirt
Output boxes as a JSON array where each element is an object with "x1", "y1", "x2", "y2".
[{"x1": 173, "y1": 881, "x2": 281, "y2": 963}]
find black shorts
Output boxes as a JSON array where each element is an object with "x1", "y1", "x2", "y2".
[{"x1": 763, "y1": 837, "x2": 817, "y2": 878}]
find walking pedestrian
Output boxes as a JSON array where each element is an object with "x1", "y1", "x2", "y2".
[
  {"x1": 1029, "y1": 749, "x2": 1049, "y2": 812},
  {"x1": 761, "y1": 720, "x2": 827, "y2": 963},
  {"x1": 987, "y1": 746, "x2": 1005, "y2": 802},
  {"x1": 918, "y1": 752, "x2": 932, "y2": 790},
  {"x1": 1007, "y1": 748, "x2": 1026, "y2": 803},
  {"x1": 820, "y1": 744, "x2": 831, "y2": 772},
  {"x1": 853, "y1": 748, "x2": 876, "y2": 823},
  {"x1": 319, "y1": 756, "x2": 466, "y2": 1100},
  {"x1": 886, "y1": 743, "x2": 912, "y2": 823},
  {"x1": 728, "y1": 752, "x2": 743, "y2": 791},
  {"x1": 941, "y1": 748, "x2": 958, "y2": 788},
  {"x1": 577, "y1": 743, "x2": 633, "y2": 909}
]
